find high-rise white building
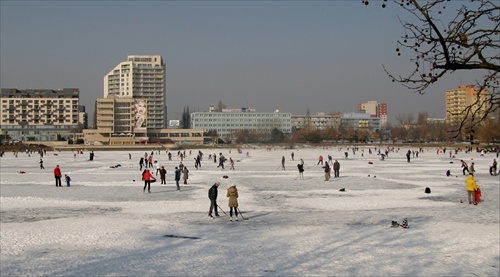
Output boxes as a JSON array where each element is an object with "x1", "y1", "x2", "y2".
[{"x1": 104, "y1": 55, "x2": 166, "y2": 129}]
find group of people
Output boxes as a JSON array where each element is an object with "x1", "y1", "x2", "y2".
[
  {"x1": 321, "y1": 159, "x2": 340, "y2": 181},
  {"x1": 53, "y1": 165, "x2": 71, "y2": 187},
  {"x1": 208, "y1": 181, "x2": 240, "y2": 221},
  {"x1": 141, "y1": 163, "x2": 189, "y2": 192},
  {"x1": 460, "y1": 159, "x2": 498, "y2": 176},
  {"x1": 293, "y1": 155, "x2": 340, "y2": 181}
]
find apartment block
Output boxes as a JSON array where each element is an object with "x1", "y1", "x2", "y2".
[
  {"x1": 0, "y1": 88, "x2": 84, "y2": 141},
  {"x1": 358, "y1": 100, "x2": 387, "y2": 128},
  {"x1": 291, "y1": 112, "x2": 342, "y2": 132},
  {"x1": 341, "y1": 112, "x2": 381, "y2": 132},
  {"x1": 445, "y1": 85, "x2": 489, "y2": 126}
]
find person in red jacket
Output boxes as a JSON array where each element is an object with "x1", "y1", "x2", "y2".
[
  {"x1": 54, "y1": 165, "x2": 62, "y2": 187},
  {"x1": 142, "y1": 169, "x2": 155, "y2": 193}
]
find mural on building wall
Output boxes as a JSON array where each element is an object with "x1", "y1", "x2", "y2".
[{"x1": 134, "y1": 99, "x2": 147, "y2": 132}]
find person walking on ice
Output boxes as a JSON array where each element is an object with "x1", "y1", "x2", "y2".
[
  {"x1": 208, "y1": 182, "x2": 220, "y2": 218},
  {"x1": 281, "y1": 156, "x2": 286, "y2": 170},
  {"x1": 227, "y1": 184, "x2": 239, "y2": 221}
]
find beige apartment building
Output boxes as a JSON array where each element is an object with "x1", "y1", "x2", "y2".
[
  {"x1": 0, "y1": 88, "x2": 84, "y2": 141},
  {"x1": 445, "y1": 85, "x2": 489, "y2": 126}
]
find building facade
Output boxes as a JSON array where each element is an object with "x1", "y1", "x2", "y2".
[
  {"x1": 357, "y1": 100, "x2": 387, "y2": 128},
  {"x1": 341, "y1": 112, "x2": 381, "y2": 132},
  {"x1": 445, "y1": 85, "x2": 489, "y2": 126},
  {"x1": 104, "y1": 55, "x2": 166, "y2": 129},
  {"x1": 191, "y1": 108, "x2": 292, "y2": 138},
  {"x1": 291, "y1": 112, "x2": 342, "y2": 132},
  {"x1": 0, "y1": 88, "x2": 84, "y2": 141},
  {"x1": 84, "y1": 98, "x2": 203, "y2": 145}
]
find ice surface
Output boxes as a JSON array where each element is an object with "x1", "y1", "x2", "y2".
[{"x1": 1, "y1": 146, "x2": 499, "y2": 276}]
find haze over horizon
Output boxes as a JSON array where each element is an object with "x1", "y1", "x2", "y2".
[{"x1": 0, "y1": 1, "x2": 484, "y2": 126}]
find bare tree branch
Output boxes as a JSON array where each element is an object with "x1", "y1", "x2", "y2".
[{"x1": 366, "y1": 0, "x2": 500, "y2": 140}]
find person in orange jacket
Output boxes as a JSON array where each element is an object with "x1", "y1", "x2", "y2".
[{"x1": 317, "y1": 155, "x2": 323, "y2": 165}]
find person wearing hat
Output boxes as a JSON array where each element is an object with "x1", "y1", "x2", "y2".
[
  {"x1": 208, "y1": 182, "x2": 220, "y2": 218},
  {"x1": 53, "y1": 165, "x2": 62, "y2": 187},
  {"x1": 227, "y1": 184, "x2": 239, "y2": 221}
]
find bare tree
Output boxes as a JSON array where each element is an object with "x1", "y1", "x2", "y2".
[
  {"x1": 364, "y1": 0, "x2": 499, "y2": 135},
  {"x1": 216, "y1": 100, "x2": 225, "y2": 112},
  {"x1": 417, "y1": 112, "x2": 429, "y2": 126}
]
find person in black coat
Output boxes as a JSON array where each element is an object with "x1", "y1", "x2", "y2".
[
  {"x1": 333, "y1": 160, "x2": 340, "y2": 178},
  {"x1": 159, "y1": 166, "x2": 167, "y2": 184},
  {"x1": 208, "y1": 182, "x2": 220, "y2": 218},
  {"x1": 323, "y1": 162, "x2": 330, "y2": 181},
  {"x1": 297, "y1": 164, "x2": 304, "y2": 180}
]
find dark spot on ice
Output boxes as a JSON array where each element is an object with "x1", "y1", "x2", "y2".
[{"x1": 163, "y1": 234, "x2": 200, "y2": 240}]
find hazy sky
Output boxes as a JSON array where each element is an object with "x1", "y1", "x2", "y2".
[{"x1": 0, "y1": 1, "x2": 483, "y2": 125}]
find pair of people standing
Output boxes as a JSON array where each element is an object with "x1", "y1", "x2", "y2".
[
  {"x1": 53, "y1": 165, "x2": 72, "y2": 187},
  {"x1": 208, "y1": 182, "x2": 239, "y2": 221},
  {"x1": 174, "y1": 166, "x2": 189, "y2": 187}
]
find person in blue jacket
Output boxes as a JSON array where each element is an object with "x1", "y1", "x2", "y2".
[{"x1": 174, "y1": 167, "x2": 181, "y2": 191}]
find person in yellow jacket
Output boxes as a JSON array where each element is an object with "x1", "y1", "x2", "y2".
[
  {"x1": 227, "y1": 184, "x2": 239, "y2": 221},
  {"x1": 465, "y1": 173, "x2": 478, "y2": 204}
]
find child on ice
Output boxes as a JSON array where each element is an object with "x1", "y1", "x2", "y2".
[{"x1": 65, "y1": 174, "x2": 71, "y2": 187}]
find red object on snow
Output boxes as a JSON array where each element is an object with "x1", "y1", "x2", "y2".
[
  {"x1": 475, "y1": 186, "x2": 481, "y2": 204},
  {"x1": 19, "y1": 171, "x2": 26, "y2": 174},
  {"x1": 368, "y1": 161, "x2": 373, "y2": 164}
]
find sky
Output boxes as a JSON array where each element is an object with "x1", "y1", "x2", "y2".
[
  {"x1": 1, "y1": 146, "x2": 499, "y2": 275},
  {"x1": 0, "y1": 1, "x2": 486, "y2": 125}
]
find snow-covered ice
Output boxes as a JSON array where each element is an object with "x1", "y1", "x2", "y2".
[{"x1": 1, "y1": 146, "x2": 499, "y2": 276}]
